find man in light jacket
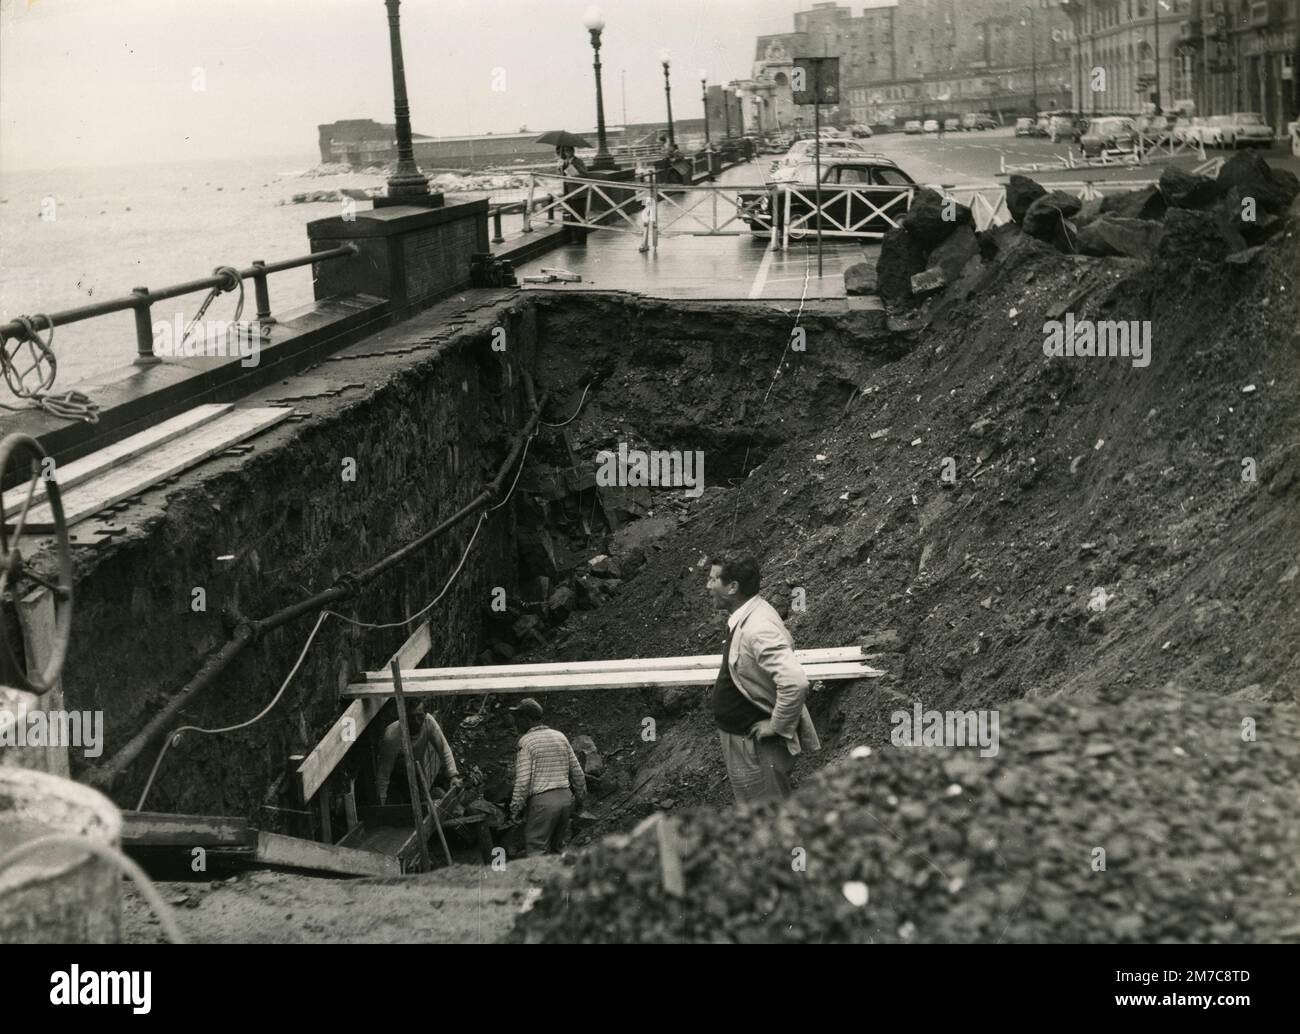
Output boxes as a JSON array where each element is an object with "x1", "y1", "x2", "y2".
[{"x1": 706, "y1": 554, "x2": 820, "y2": 804}]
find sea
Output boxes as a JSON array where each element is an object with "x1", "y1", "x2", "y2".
[{"x1": 0, "y1": 154, "x2": 520, "y2": 401}]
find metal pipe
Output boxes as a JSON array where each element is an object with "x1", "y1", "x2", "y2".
[
  {"x1": 131, "y1": 287, "x2": 159, "y2": 367},
  {"x1": 89, "y1": 390, "x2": 549, "y2": 793}
]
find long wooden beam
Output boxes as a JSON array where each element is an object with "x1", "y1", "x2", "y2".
[
  {"x1": 344, "y1": 660, "x2": 883, "y2": 699},
  {"x1": 358, "y1": 645, "x2": 873, "y2": 684},
  {"x1": 122, "y1": 811, "x2": 256, "y2": 848},
  {"x1": 297, "y1": 620, "x2": 433, "y2": 802}
]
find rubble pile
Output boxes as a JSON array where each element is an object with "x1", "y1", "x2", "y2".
[
  {"x1": 877, "y1": 151, "x2": 1300, "y2": 302},
  {"x1": 512, "y1": 686, "x2": 1300, "y2": 943}
]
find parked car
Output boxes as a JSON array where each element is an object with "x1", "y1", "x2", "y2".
[
  {"x1": 923, "y1": 119, "x2": 940, "y2": 133},
  {"x1": 943, "y1": 117, "x2": 961, "y2": 133},
  {"x1": 1169, "y1": 116, "x2": 1204, "y2": 144},
  {"x1": 962, "y1": 112, "x2": 999, "y2": 131},
  {"x1": 1047, "y1": 114, "x2": 1080, "y2": 143},
  {"x1": 737, "y1": 155, "x2": 918, "y2": 240},
  {"x1": 1215, "y1": 112, "x2": 1274, "y2": 149},
  {"x1": 849, "y1": 124, "x2": 875, "y2": 138},
  {"x1": 903, "y1": 120, "x2": 924, "y2": 134},
  {"x1": 1290, "y1": 119, "x2": 1300, "y2": 158},
  {"x1": 1014, "y1": 117, "x2": 1037, "y2": 137},
  {"x1": 1079, "y1": 116, "x2": 1137, "y2": 157}
]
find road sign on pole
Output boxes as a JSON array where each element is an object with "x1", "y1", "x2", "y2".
[{"x1": 793, "y1": 57, "x2": 839, "y2": 284}]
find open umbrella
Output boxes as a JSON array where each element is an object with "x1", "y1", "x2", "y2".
[{"x1": 535, "y1": 130, "x2": 592, "y2": 149}]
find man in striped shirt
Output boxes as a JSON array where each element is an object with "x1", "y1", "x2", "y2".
[{"x1": 509, "y1": 698, "x2": 587, "y2": 856}]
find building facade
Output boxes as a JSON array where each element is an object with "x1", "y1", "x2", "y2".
[{"x1": 745, "y1": 1, "x2": 1074, "y2": 129}]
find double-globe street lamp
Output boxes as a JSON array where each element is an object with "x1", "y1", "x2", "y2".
[{"x1": 583, "y1": 6, "x2": 615, "y2": 171}]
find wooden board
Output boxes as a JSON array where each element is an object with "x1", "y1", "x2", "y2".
[
  {"x1": 122, "y1": 811, "x2": 256, "y2": 848},
  {"x1": 297, "y1": 619, "x2": 433, "y2": 802},
  {"x1": 15, "y1": 586, "x2": 68, "y2": 777},
  {"x1": 2, "y1": 404, "x2": 233, "y2": 519},
  {"x1": 251, "y1": 830, "x2": 400, "y2": 877},
  {"x1": 359, "y1": 645, "x2": 871, "y2": 683},
  {"x1": 344, "y1": 660, "x2": 884, "y2": 699},
  {"x1": 10, "y1": 407, "x2": 293, "y2": 532}
]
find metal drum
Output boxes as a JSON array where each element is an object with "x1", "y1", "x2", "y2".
[{"x1": 0, "y1": 766, "x2": 123, "y2": 944}]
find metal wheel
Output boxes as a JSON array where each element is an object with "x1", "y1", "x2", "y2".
[{"x1": 0, "y1": 433, "x2": 73, "y2": 694}]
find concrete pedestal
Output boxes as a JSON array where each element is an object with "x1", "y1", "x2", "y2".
[{"x1": 307, "y1": 199, "x2": 488, "y2": 317}]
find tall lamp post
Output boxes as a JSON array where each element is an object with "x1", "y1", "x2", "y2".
[
  {"x1": 701, "y1": 72, "x2": 711, "y2": 145},
  {"x1": 383, "y1": 0, "x2": 431, "y2": 201},
  {"x1": 1152, "y1": 0, "x2": 1162, "y2": 113},
  {"x1": 1022, "y1": 5, "x2": 1039, "y2": 115},
  {"x1": 1059, "y1": 0, "x2": 1084, "y2": 115},
  {"x1": 584, "y1": 6, "x2": 615, "y2": 171},
  {"x1": 660, "y1": 50, "x2": 676, "y2": 145}
]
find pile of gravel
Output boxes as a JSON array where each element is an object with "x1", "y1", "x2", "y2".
[{"x1": 511, "y1": 685, "x2": 1299, "y2": 943}]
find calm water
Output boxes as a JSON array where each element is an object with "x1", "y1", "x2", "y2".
[{"x1": 0, "y1": 154, "x2": 389, "y2": 396}]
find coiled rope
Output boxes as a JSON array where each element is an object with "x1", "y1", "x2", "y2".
[{"x1": 0, "y1": 315, "x2": 101, "y2": 424}]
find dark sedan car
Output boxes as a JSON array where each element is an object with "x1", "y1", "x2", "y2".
[{"x1": 738, "y1": 156, "x2": 918, "y2": 240}]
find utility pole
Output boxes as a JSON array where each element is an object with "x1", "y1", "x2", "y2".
[{"x1": 1153, "y1": 0, "x2": 1162, "y2": 113}]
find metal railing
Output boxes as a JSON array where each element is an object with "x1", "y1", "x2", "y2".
[
  {"x1": 0, "y1": 245, "x2": 358, "y2": 368},
  {"x1": 780, "y1": 184, "x2": 915, "y2": 247}
]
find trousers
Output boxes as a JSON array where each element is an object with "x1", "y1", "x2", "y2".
[
  {"x1": 719, "y1": 730, "x2": 795, "y2": 805},
  {"x1": 524, "y1": 787, "x2": 573, "y2": 856}
]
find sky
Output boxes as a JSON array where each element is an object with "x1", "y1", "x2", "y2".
[{"x1": 0, "y1": 0, "x2": 889, "y2": 171}]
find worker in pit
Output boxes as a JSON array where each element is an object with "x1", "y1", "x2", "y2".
[
  {"x1": 508, "y1": 697, "x2": 587, "y2": 856},
  {"x1": 376, "y1": 698, "x2": 462, "y2": 806}
]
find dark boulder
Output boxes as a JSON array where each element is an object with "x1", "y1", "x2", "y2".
[
  {"x1": 1023, "y1": 192, "x2": 1082, "y2": 248},
  {"x1": 1072, "y1": 197, "x2": 1105, "y2": 230},
  {"x1": 902, "y1": 187, "x2": 973, "y2": 248},
  {"x1": 1076, "y1": 215, "x2": 1165, "y2": 262},
  {"x1": 1158, "y1": 167, "x2": 1217, "y2": 210},
  {"x1": 927, "y1": 224, "x2": 980, "y2": 283},
  {"x1": 844, "y1": 261, "x2": 877, "y2": 296},
  {"x1": 1100, "y1": 184, "x2": 1167, "y2": 221},
  {"x1": 877, "y1": 227, "x2": 927, "y2": 300},
  {"x1": 1007, "y1": 175, "x2": 1047, "y2": 225},
  {"x1": 1214, "y1": 150, "x2": 1300, "y2": 215}
]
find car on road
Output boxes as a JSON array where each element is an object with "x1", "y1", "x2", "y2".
[
  {"x1": 1214, "y1": 112, "x2": 1274, "y2": 149},
  {"x1": 1014, "y1": 117, "x2": 1037, "y2": 137},
  {"x1": 849, "y1": 124, "x2": 875, "y2": 138},
  {"x1": 923, "y1": 119, "x2": 940, "y2": 133},
  {"x1": 1079, "y1": 116, "x2": 1137, "y2": 157},
  {"x1": 904, "y1": 120, "x2": 923, "y2": 134},
  {"x1": 737, "y1": 155, "x2": 918, "y2": 240},
  {"x1": 962, "y1": 112, "x2": 999, "y2": 131},
  {"x1": 943, "y1": 117, "x2": 962, "y2": 133}
]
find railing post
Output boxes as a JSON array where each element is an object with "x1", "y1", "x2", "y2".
[
  {"x1": 252, "y1": 260, "x2": 276, "y2": 328},
  {"x1": 131, "y1": 286, "x2": 160, "y2": 366},
  {"x1": 491, "y1": 208, "x2": 504, "y2": 244},
  {"x1": 523, "y1": 175, "x2": 535, "y2": 233}
]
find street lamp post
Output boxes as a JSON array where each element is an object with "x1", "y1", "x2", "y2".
[
  {"x1": 723, "y1": 85, "x2": 732, "y2": 138},
  {"x1": 1060, "y1": 0, "x2": 1084, "y2": 115},
  {"x1": 661, "y1": 50, "x2": 675, "y2": 146},
  {"x1": 584, "y1": 6, "x2": 615, "y2": 171},
  {"x1": 1022, "y1": 5, "x2": 1039, "y2": 115},
  {"x1": 1152, "y1": 0, "x2": 1162, "y2": 113},
  {"x1": 383, "y1": 0, "x2": 431, "y2": 201},
  {"x1": 701, "y1": 72, "x2": 711, "y2": 145}
]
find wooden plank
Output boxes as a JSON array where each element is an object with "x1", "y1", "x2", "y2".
[
  {"x1": 345, "y1": 660, "x2": 884, "y2": 699},
  {"x1": 390, "y1": 660, "x2": 432, "y2": 872},
  {"x1": 252, "y1": 830, "x2": 400, "y2": 877},
  {"x1": 10, "y1": 407, "x2": 293, "y2": 532},
  {"x1": 297, "y1": 618, "x2": 433, "y2": 802},
  {"x1": 1, "y1": 404, "x2": 233, "y2": 519},
  {"x1": 360, "y1": 645, "x2": 869, "y2": 683},
  {"x1": 122, "y1": 811, "x2": 256, "y2": 848}
]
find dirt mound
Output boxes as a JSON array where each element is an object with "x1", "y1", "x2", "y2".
[{"x1": 511, "y1": 687, "x2": 1300, "y2": 943}]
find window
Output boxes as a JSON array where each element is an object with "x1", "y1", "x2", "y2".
[
  {"x1": 836, "y1": 166, "x2": 872, "y2": 184},
  {"x1": 873, "y1": 168, "x2": 912, "y2": 186}
]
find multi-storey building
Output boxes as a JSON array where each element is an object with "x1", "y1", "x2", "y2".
[{"x1": 746, "y1": 1, "x2": 1074, "y2": 129}]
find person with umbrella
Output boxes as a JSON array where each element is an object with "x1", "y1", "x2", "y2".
[{"x1": 535, "y1": 130, "x2": 592, "y2": 243}]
